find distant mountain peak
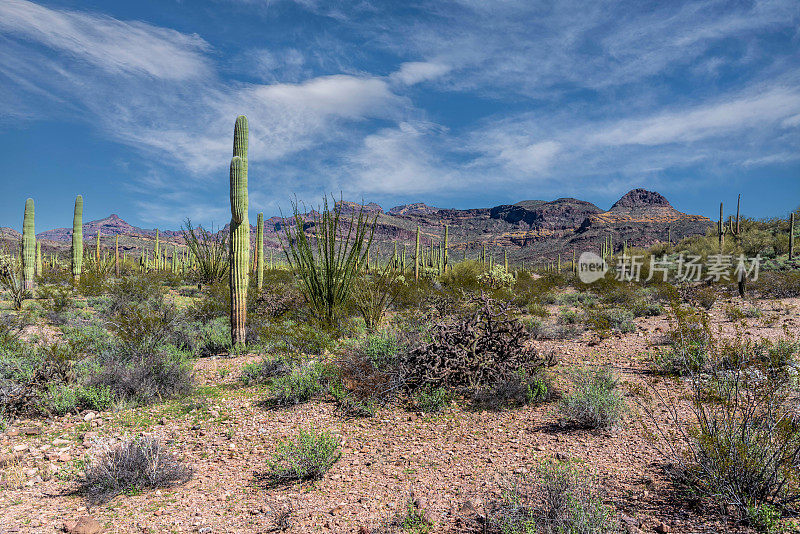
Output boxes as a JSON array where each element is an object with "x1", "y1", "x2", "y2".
[
  {"x1": 388, "y1": 203, "x2": 440, "y2": 216},
  {"x1": 611, "y1": 189, "x2": 670, "y2": 210}
]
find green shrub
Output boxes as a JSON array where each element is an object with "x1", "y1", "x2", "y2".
[
  {"x1": 487, "y1": 461, "x2": 615, "y2": 534},
  {"x1": 478, "y1": 265, "x2": 515, "y2": 289},
  {"x1": 471, "y1": 367, "x2": 552, "y2": 410},
  {"x1": 439, "y1": 260, "x2": 483, "y2": 292},
  {"x1": 644, "y1": 332, "x2": 800, "y2": 525},
  {"x1": 76, "y1": 385, "x2": 113, "y2": 412},
  {"x1": 240, "y1": 355, "x2": 290, "y2": 385},
  {"x1": 399, "y1": 498, "x2": 434, "y2": 533},
  {"x1": 41, "y1": 383, "x2": 77, "y2": 415},
  {"x1": 650, "y1": 343, "x2": 707, "y2": 376},
  {"x1": 559, "y1": 309, "x2": 579, "y2": 324},
  {"x1": 411, "y1": 387, "x2": 450, "y2": 413},
  {"x1": 89, "y1": 344, "x2": 193, "y2": 406},
  {"x1": 583, "y1": 308, "x2": 635, "y2": 335},
  {"x1": 266, "y1": 362, "x2": 326, "y2": 406},
  {"x1": 559, "y1": 367, "x2": 624, "y2": 429},
  {"x1": 263, "y1": 427, "x2": 341, "y2": 482}
]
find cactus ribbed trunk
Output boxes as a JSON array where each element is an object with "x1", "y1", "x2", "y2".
[
  {"x1": 256, "y1": 212, "x2": 264, "y2": 290},
  {"x1": 790, "y1": 213, "x2": 795, "y2": 260},
  {"x1": 718, "y1": 202, "x2": 726, "y2": 251},
  {"x1": 22, "y1": 198, "x2": 35, "y2": 289},
  {"x1": 414, "y1": 226, "x2": 420, "y2": 280},
  {"x1": 229, "y1": 115, "x2": 250, "y2": 347},
  {"x1": 115, "y1": 236, "x2": 120, "y2": 277},
  {"x1": 95, "y1": 230, "x2": 101, "y2": 265},
  {"x1": 35, "y1": 241, "x2": 42, "y2": 277},
  {"x1": 72, "y1": 195, "x2": 84, "y2": 278}
]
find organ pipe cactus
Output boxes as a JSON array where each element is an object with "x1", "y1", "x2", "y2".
[
  {"x1": 22, "y1": 198, "x2": 35, "y2": 289},
  {"x1": 229, "y1": 115, "x2": 250, "y2": 347},
  {"x1": 71, "y1": 195, "x2": 82, "y2": 281},
  {"x1": 256, "y1": 212, "x2": 264, "y2": 290}
]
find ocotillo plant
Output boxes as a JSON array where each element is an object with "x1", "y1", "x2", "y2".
[
  {"x1": 22, "y1": 198, "x2": 35, "y2": 289},
  {"x1": 229, "y1": 115, "x2": 250, "y2": 347},
  {"x1": 256, "y1": 212, "x2": 264, "y2": 290},
  {"x1": 718, "y1": 202, "x2": 727, "y2": 250},
  {"x1": 72, "y1": 195, "x2": 83, "y2": 282}
]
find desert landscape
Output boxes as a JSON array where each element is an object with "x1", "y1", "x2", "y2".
[{"x1": 2, "y1": 1, "x2": 800, "y2": 533}]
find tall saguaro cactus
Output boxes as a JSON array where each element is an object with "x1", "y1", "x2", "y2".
[
  {"x1": 414, "y1": 226, "x2": 420, "y2": 280},
  {"x1": 256, "y1": 212, "x2": 264, "y2": 290},
  {"x1": 72, "y1": 196, "x2": 83, "y2": 282},
  {"x1": 790, "y1": 213, "x2": 795, "y2": 261},
  {"x1": 718, "y1": 202, "x2": 727, "y2": 251},
  {"x1": 22, "y1": 198, "x2": 35, "y2": 289},
  {"x1": 35, "y1": 241, "x2": 42, "y2": 277},
  {"x1": 229, "y1": 115, "x2": 250, "y2": 347},
  {"x1": 729, "y1": 194, "x2": 742, "y2": 237}
]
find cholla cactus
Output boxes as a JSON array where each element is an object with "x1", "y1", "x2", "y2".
[
  {"x1": 229, "y1": 115, "x2": 250, "y2": 347},
  {"x1": 72, "y1": 195, "x2": 83, "y2": 281},
  {"x1": 22, "y1": 198, "x2": 35, "y2": 289}
]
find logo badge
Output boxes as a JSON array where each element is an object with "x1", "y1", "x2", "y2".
[{"x1": 577, "y1": 252, "x2": 607, "y2": 283}]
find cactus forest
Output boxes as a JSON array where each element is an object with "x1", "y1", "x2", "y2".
[{"x1": 1, "y1": 1, "x2": 800, "y2": 533}]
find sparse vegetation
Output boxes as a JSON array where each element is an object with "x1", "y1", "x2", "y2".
[
  {"x1": 263, "y1": 427, "x2": 341, "y2": 483},
  {"x1": 559, "y1": 367, "x2": 624, "y2": 429},
  {"x1": 81, "y1": 435, "x2": 193, "y2": 503}
]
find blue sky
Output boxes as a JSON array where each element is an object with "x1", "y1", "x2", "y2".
[{"x1": 1, "y1": 0, "x2": 799, "y2": 231}]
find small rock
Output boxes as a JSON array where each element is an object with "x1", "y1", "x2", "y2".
[
  {"x1": 53, "y1": 438, "x2": 71, "y2": 446},
  {"x1": 63, "y1": 515, "x2": 103, "y2": 534},
  {"x1": 22, "y1": 427, "x2": 41, "y2": 435},
  {"x1": 58, "y1": 453, "x2": 72, "y2": 462},
  {"x1": 83, "y1": 412, "x2": 96, "y2": 422},
  {"x1": 12, "y1": 444, "x2": 27, "y2": 452},
  {"x1": 198, "y1": 528, "x2": 212, "y2": 534},
  {"x1": 459, "y1": 500, "x2": 476, "y2": 514},
  {"x1": 654, "y1": 521, "x2": 670, "y2": 533}
]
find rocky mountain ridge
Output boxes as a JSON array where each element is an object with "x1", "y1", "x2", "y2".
[{"x1": 3, "y1": 189, "x2": 712, "y2": 263}]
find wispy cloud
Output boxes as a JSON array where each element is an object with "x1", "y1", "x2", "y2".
[
  {"x1": 0, "y1": 0, "x2": 210, "y2": 80},
  {"x1": 0, "y1": 0, "x2": 798, "y2": 226}
]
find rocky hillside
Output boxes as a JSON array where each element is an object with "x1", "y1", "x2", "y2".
[{"x1": 3, "y1": 189, "x2": 713, "y2": 263}]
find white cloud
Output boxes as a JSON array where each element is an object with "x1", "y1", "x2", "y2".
[
  {"x1": 589, "y1": 88, "x2": 800, "y2": 146},
  {"x1": 0, "y1": 0, "x2": 210, "y2": 80},
  {"x1": 390, "y1": 62, "x2": 451, "y2": 85}
]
